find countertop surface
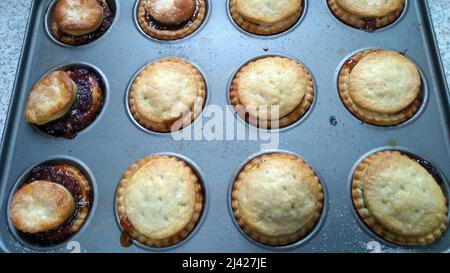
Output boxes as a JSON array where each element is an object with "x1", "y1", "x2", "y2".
[{"x1": 0, "y1": 0, "x2": 449, "y2": 140}]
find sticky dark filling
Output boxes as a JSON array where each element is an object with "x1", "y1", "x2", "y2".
[
  {"x1": 340, "y1": 51, "x2": 423, "y2": 121},
  {"x1": 361, "y1": 18, "x2": 377, "y2": 32},
  {"x1": 144, "y1": 0, "x2": 200, "y2": 31},
  {"x1": 38, "y1": 67, "x2": 104, "y2": 139},
  {"x1": 119, "y1": 218, "x2": 133, "y2": 247},
  {"x1": 51, "y1": 0, "x2": 115, "y2": 46},
  {"x1": 328, "y1": 2, "x2": 403, "y2": 32},
  {"x1": 17, "y1": 165, "x2": 91, "y2": 246}
]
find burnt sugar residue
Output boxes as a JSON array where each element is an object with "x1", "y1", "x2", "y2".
[
  {"x1": 120, "y1": 232, "x2": 133, "y2": 248},
  {"x1": 361, "y1": 18, "x2": 377, "y2": 32},
  {"x1": 18, "y1": 165, "x2": 91, "y2": 246},
  {"x1": 343, "y1": 58, "x2": 359, "y2": 70},
  {"x1": 329, "y1": 116, "x2": 338, "y2": 126},
  {"x1": 52, "y1": 0, "x2": 115, "y2": 46},
  {"x1": 145, "y1": 0, "x2": 200, "y2": 31},
  {"x1": 39, "y1": 67, "x2": 104, "y2": 139},
  {"x1": 119, "y1": 218, "x2": 134, "y2": 248},
  {"x1": 416, "y1": 158, "x2": 445, "y2": 187}
]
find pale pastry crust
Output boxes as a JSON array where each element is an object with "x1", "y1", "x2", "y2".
[
  {"x1": 129, "y1": 58, "x2": 206, "y2": 132},
  {"x1": 349, "y1": 51, "x2": 421, "y2": 114},
  {"x1": 25, "y1": 71, "x2": 77, "y2": 126},
  {"x1": 64, "y1": 165, "x2": 91, "y2": 234},
  {"x1": 232, "y1": 153, "x2": 324, "y2": 246},
  {"x1": 339, "y1": 50, "x2": 421, "y2": 126},
  {"x1": 10, "y1": 181, "x2": 75, "y2": 234},
  {"x1": 116, "y1": 155, "x2": 204, "y2": 248},
  {"x1": 145, "y1": 0, "x2": 196, "y2": 25},
  {"x1": 352, "y1": 151, "x2": 448, "y2": 246},
  {"x1": 328, "y1": 0, "x2": 405, "y2": 30},
  {"x1": 230, "y1": 0, "x2": 303, "y2": 35},
  {"x1": 54, "y1": 0, "x2": 104, "y2": 36},
  {"x1": 230, "y1": 56, "x2": 314, "y2": 129},
  {"x1": 138, "y1": 0, "x2": 207, "y2": 40}
]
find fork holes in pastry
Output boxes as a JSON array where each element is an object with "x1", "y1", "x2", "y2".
[
  {"x1": 227, "y1": 150, "x2": 328, "y2": 250},
  {"x1": 227, "y1": 54, "x2": 316, "y2": 132},
  {"x1": 6, "y1": 156, "x2": 97, "y2": 250},
  {"x1": 336, "y1": 48, "x2": 429, "y2": 128},
  {"x1": 114, "y1": 153, "x2": 208, "y2": 251},
  {"x1": 348, "y1": 147, "x2": 449, "y2": 248},
  {"x1": 125, "y1": 58, "x2": 209, "y2": 135}
]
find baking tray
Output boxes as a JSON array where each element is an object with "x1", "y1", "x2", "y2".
[{"x1": 1, "y1": 0, "x2": 449, "y2": 253}]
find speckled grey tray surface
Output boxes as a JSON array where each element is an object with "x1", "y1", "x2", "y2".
[
  {"x1": 0, "y1": 1, "x2": 449, "y2": 139},
  {"x1": 0, "y1": 0, "x2": 449, "y2": 253}
]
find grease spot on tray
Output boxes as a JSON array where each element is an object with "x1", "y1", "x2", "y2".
[{"x1": 388, "y1": 139, "x2": 398, "y2": 147}]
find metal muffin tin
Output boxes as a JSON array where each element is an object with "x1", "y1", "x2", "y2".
[{"x1": 0, "y1": 0, "x2": 449, "y2": 253}]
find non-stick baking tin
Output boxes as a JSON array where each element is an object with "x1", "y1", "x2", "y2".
[{"x1": 0, "y1": 0, "x2": 449, "y2": 253}]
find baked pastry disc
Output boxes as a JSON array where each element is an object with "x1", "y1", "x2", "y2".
[
  {"x1": 352, "y1": 151, "x2": 448, "y2": 246},
  {"x1": 338, "y1": 50, "x2": 422, "y2": 126},
  {"x1": 25, "y1": 71, "x2": 77, "y2": 126},
  {"x1": 230, "y1": 56, "x2": 314, "y2": 129},
  {"x1": 328, "y1": 0, "x2": 405, "y2": 31},
  {"x1": 137, "y1": 0, "x2": 207, "y2": 40},
  {"x1": 116, "y1": 155, "x2": 204, "y2": 248},
  {"x1": 28, "y1": 67, "x2": 105, "y2": 139},
  {"x1": 232, "y1": 153, "x2": 324, "y2": 246},
  {"x1": 10, "y1": 181, "x2": 76, "y2": 234},
  {"x1": 8, "y1": 164, "x2": 92, "y2": 243},
  {"x1": 51, "y1": 0, "x2": 115, "y2": 46},
  {"x1": 230, "y1": 0, "x2": 304, "y2": 36},
  {"x1": 54, "y1": 0, "x2": 104, "y2": 36},
  {"x1": 129, "y1": 58, "x2": 206, "y2": 133}
]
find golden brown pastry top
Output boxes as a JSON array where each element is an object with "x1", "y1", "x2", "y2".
[
  {"x1": 235, "y1": 56, "x2": 309, "y2": 121},
  {"x1": 336, "y1": 0, "x2": 404, "y2": 18},
  {"x1": 362, "y1": 152, "x2": 447, "y2": 237},
  {"x1": 144, "y1": 0, "x2": 196, "y2": 25},
  {"x1": 54, "y1": 0, "x2": 104, "y2": 36},
  {"x1": 235, "y1": 0, "x2": 302, "y2": 25},
  {"x1": 348, "y1": 50, "x2": 421, "y2": 114},
  {"x1": 25, "y1": 71, "x2": 77, "y2": 126},
  {"x1": 232, "y1": 153, "x2": 323, "y2": 245},
  {"x1": 352, "y1": 151, "x2": 448, "y2": 246},
  {"x1": 130, "y1": 58, "x2": 205, "y2": 132},
  {"x1": 118, "y1": 155, "x2": 201, "y2": 240},
  {"x1": 9, "y1": 181, "x2": 75, "y2": 234}
]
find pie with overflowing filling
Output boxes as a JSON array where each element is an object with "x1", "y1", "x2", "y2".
[
  {"x1": 129, "y1": 58, "x2": 206, "y2": 132},
  {"x1": 25, "y1": 67, "x2": 104, "y2": 138},
  {"x1": 137, "y1": 0, "x2": 207, "y2": 40},
  {"x1": 338, "y1": 50, "x2": 422, "y2": 126},
  {"x1": 230, "y1": 56, "x2": 314, "y2": 129},
  {"x1": 232, "y1": 153, "x2": 324, "y2": 246},
  {"x1": 9, "y1": 164, "x2": 92, "y2": 245},
  {"x1": 352, "y1": 151, "x2": 448, "y2": 246},
  {"x1": 230, "y1": 0, "x2": 304, "y2": 35},
  {"x1": 328, "y1": 0, "x2": 405, "y2": 31},
  {"x1": 51, "y1": 0, "x2": 115, "y2": 45},
  {"x1": 116, "y1": 155, "x2": 204, "y2": 248}
]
